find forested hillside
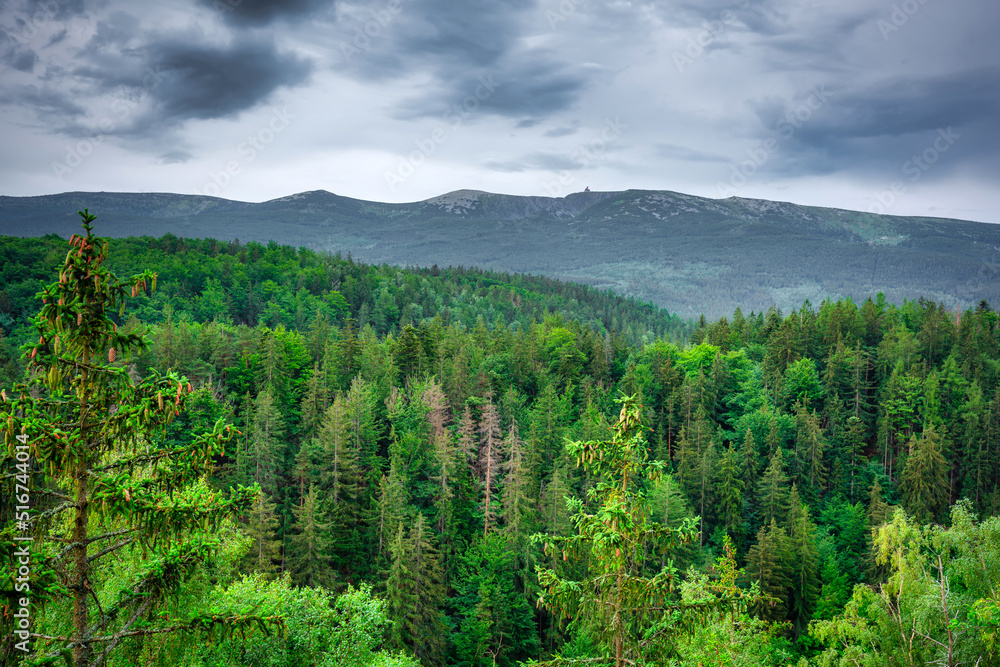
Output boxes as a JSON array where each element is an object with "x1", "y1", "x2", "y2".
[
  {"x1": 2, "y1": 221, "x2": 999, "y2": 666},
  {"x1": 3, "y1": 188, "x2": 1000, "y2": 318}
]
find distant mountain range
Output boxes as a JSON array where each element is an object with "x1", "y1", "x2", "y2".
[{"x1": 2, "y1": 188, "x2": 998, "y2": 318}]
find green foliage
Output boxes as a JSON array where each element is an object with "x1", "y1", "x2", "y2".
[
  {"x1": 0, "y1": 212, "x2": 261, "y2": 666},
  {"x1": 898, "y1": 423, "x2": 951, "y2": 523},
  {"x1": 5, "y1": 216, "x2": 1000, "y2": 667},
  {"x1": 674, "y1": 544, "x2": 790, "y2": 666},
  {"x1": 450, "y1": 534, "x2": 539, "y2": 667},
  {"x1": 532, "y1": 395, "x2": 716, "y2": 666},
  {"x1": 196, "y1": 574, "x2": 418, "y2": 667},
  {"x1": 813, "y1": 503, "x2": 1000, "y2": 666}
]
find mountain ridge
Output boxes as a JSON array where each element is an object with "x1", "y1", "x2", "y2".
[{"x1": 2, "y1": 187, "x2": 997, "y2": 318}]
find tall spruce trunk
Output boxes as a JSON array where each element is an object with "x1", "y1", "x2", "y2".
[
  {"x1": 73, "y1": 460, "x2": 90, "y2": 667},
  {"x1": 72, "y1": 383, "x2": 91, "y2": 667}
]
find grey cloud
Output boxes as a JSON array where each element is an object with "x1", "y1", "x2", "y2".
[
  {"x1": 1, "y1": 0, "x2": 89, "y2": 35},
  {"x1": 157, "y1": 150, "x2": 192, "y2": 164},
  {"x1": 654, "y1": 143, "x2": 727, "y2": 163},
  {"x1": 485, "y1": 151, "x2": 583, "y2": 173},
  {"x1": 387, "y1": 0, "x2": 532, "y2": 67},
  {"x1": 336, "y1": 0, "x2": 533, "y2": 79},
  {"x1": 543, "y1": 125, "x2": 577, "y2": 138},
  {"x1": 2, "y1": 42, "x2": 36, "y2": 70},
  {"x1": 0, "y1": 83, "x2": 86, "y2": 121},
  {"x1": 44, "y1": 27, "x2": 67, "y2": 46},
  {"x1": 5, "y1": 11, "x2": 314, "y2": 142},
  {"x1": 742, "y1": 68, "x2": 1000, "y2": 179},
  {"x1": 21, "y1": 0, "x2": 88, "y2": 20},
  {"x1": 795, "y1": 70, "x2": 1000, "y2": 141},
  {"x1": 396, "y1": 59, "x2": 586, "y2": 122},
  {"x1": 146, "y1": 36, "x2": 312, "y2": 121},
  {"x1": 336, "y1": 0, "x2": 587, "y2": 122},
  {"x1": 198, "y1": 0, "x2": 333, "y2": 27}
]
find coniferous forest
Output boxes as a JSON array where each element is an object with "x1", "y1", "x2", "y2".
[{"x1": 2, "y1": 214, "x2": 1000, "y2": 667}]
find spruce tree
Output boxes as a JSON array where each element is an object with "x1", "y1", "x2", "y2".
[
  {"x1": 287, "y1": 484, "x2": 332, "y2": 587},
  {"x1": 533, "y1": 396, "x2": 712, "y2": 666},
  {"x1": 501, "y1": 420, "x2": 532, "y2": 545},
  {"x1": 867, "y1": 477, "x2": 892, "y2": 528},
  {"x1": 757, "y1": 449, "x2": 791, "y2": 526},
  {"x1": 386, "y1": 514, "x2": 447, "y2": 666},
  {"x1": 0, "y1": 212, "x2": 259, "y2": 666},
  {"x1": 795, "y1": 404, "x2": 828, "y2": 497},
  {"x1": 249, "y1": 384, "x2": 284, "y2": 495},
  {"x1": 715, "y1": 445, "x2": 745, "y2": 543},
  {"x1": 843, "y1": 415, "x2": 866, "y2": 501},
  {"x1": 240, "y1": 491, "x2": 281, "y2": 574},
  {"x1": 898, "y1": 423, "x2": 950, "y2": 523},
  {"x1": 299, "y1": 361, "x2": 331, "y2": 441},
  {"x1": 746, "y1": 520, "x2": 792, "y2": 622},
  {"x1": 786, "y1": 486, "x2": 819, "y2": 634},
  {"x1": 345, "y1": 376, "x2": 379, "y2": 486}
]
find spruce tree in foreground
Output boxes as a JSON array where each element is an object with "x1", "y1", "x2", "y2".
[
  {"x1": 532, "y1": 395, "x2": 728, "y2": 666},
  {"x1": 0, "y1": 212, "x2": 262, "y2": 667}
]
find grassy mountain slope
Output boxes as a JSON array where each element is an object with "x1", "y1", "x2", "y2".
[{"x1": 2, "y1": 188, "x2": 997, "y2": 317}]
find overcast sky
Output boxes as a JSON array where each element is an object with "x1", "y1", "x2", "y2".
[{"x1": 1, "y1": 0, "x2": 998, "y2": 222}]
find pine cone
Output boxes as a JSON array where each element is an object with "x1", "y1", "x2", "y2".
[{"x1": 108, "y1": 348, "x2": 117, "y2": 363}]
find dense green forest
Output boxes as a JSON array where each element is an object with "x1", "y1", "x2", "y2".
[{"x1": 2, "y1": 218, "x2": 1000, "y2": 666}]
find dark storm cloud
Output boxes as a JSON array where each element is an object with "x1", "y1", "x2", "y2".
[
  {"x1": 792, "y1": 69, "x2": 1000, "y2": 141},
  {"x1": 745, "y1": 68, "x2": 1000, "y2": 178},
  {"x1": 20, "y1": 0, "x2": 88, "y2": 20},
  {"x1": 337, "y1": 0, "x2": 587, "y2": 122},
  {"x1": 451, "y1": 61, "x2": 584, "y2": 117},
  {"x1": 394, "y1": 59, "x2": 586, "y2": 123},
  {"x1": 2, "y1": 41, "x2": 36, "y2": 70},
  {"x1": 46, "y1": 28, "x2": 312, "y2": 137},
  {"x1": 337, "y1": 0, "x2": 533, "y2": 79},
  {"x1": 386, "y1": 0, "x2": 533, "y2": 67},
  {"x1": 198, "y1": 0, "x2": 333, "y2": 27},
  {"x1": 146, "y1": 36, "x2": 312, "y2": 121},
  {"x1": 3, "y1": 83, "x2": 86, "y2": 121}
]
